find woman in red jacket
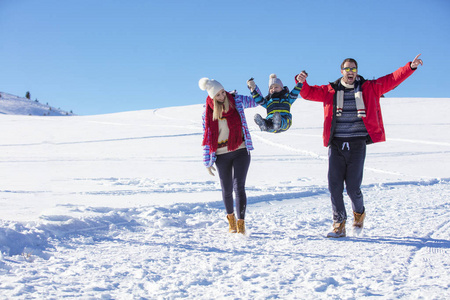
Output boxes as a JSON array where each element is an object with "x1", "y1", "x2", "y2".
[{"x1": 296, "y1": 54, "x2": 423, "y2": 238}]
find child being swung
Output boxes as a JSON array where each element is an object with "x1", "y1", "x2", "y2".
[{"x1": 247, "y1": 73, "x2": 304, "y2": 133}]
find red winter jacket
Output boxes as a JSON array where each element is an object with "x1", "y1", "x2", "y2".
[{"x1": 298, "y1": 62, "x2": 416, "y2": 147}]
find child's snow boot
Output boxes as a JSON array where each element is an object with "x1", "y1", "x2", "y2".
[
  {"x1": 273, "y1": 112, "x2": 282, "y2": 131},
  {"x1": 237, "y1": 219, "x2": 245, "y2": 234},
  {"x1": 227, "y1": 214, "x2": 237, "y2": 233},
  {"x1": 254, "y1": 114, "x2": 268, "y2": 131},
  {"x1": 327, "y1": 220, "x2": 346, "y2": 238},
  {"x1": 353, "y1": 211, "x2": 366, "y2": 228}
]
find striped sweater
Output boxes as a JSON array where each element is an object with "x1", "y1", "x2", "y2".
[
  {"x1": 251, "y1": 82, "x2": 303, "y2": 120},
  {"x1": 333, "y1": 88, "x2": 369, "y2": 139}
]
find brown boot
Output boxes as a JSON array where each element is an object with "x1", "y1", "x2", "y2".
[
  {"x1": 237, "y1": 219, "x2": 245, "y2": 234},
  {"x1": 327, "y1": 220, "x2": 346, "y2": 238},
  {"x1": 353, "y1": 211, "x2": 366, "y2": 228},
  {"x1": 227, "y1": 214, "x2": 237, "y2": 233}
]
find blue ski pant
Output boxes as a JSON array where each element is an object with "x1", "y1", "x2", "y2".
[
  {"x1": 215, "y1": 148, "x2": 250, "y2": 219},
  {"x1": 328, "y1": 139, "x2": 366, "y2": 223},
  {"x1": 264, "y1": 115, "x2": 292, "y2": 133}
]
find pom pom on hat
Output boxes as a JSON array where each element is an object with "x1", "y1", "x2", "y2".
[
  {"x1": 198, "y1": 78, "x2": 209, "y2": 90},
  {"x1": 199, "y1": 77, "x2": 224, "y2": 99},
  {"x1": 268, "y1": 73, "x2": 283, "y2": 88}
]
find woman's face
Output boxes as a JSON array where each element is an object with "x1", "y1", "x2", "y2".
[{"x1": 214, "y1": 89, "x2": 226, "y2": 103}]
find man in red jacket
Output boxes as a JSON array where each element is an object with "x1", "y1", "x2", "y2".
[{"x1": 296, "y1": 54, "x2": 423, "y2": 238}]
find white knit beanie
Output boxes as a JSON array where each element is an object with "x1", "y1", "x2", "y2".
[
  {"x1": 198, "y1": 77, "x2": 224, "y2": 99},
  {"x1": 268, "y1": 74, "x2": 283, "y2": 88}
]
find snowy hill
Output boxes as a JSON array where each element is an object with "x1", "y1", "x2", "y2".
[
  {"x1": 0, "y1": 98, "x2": 449, "y2": 299},
  {"x1": 0, "y1": 92, "x2": 74, "y2": 116}
]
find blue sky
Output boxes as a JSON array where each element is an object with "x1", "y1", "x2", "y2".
[{"x1": 1, "y1": 0, "x2": 449, "y2": 115}]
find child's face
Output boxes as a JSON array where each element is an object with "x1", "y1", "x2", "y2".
[{"x1": 269, "y1": 84, "x2": 283, "y2": 94}]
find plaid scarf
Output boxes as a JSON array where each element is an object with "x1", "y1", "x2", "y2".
[{"x1": 202, "y1": 92, "x2": 243, "y2": 154}]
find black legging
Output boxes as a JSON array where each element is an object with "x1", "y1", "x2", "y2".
[{"x1": 214, "y1": 148, "x2": 251, "y2": 219}]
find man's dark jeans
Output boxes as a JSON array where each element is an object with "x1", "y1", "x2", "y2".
[{"x1": 328, "y1": 139, "x2": 366, "y2": 222}]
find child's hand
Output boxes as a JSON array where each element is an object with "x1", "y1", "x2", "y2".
[
  {"x1": 296, "y1": 71, "x2": 308, "y2": 83},
  {"x1": 247, "y1": 78, "x2": 256, "y2": 91}
]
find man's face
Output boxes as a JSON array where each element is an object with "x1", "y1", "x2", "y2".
[{"x1": 341, "y1": 62, "x2": 358, "y2": 85}]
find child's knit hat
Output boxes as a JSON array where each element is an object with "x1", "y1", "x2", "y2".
[
  {"x1": 268, "y1": 74, "x2": 283, "y2": 88},
  {"x1": 199, "y1": 78, "x2": 224, "y2": 99}
]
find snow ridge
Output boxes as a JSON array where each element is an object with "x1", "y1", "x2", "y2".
[{"x1": 0, "y1": 92, "x2": 74, "y2": 116}]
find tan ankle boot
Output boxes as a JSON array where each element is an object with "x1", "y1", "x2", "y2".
[
  {"x1": 227, "y1": 214, "x2": 237, "y2": 233},
  {"x1": 327, "y1": 220, "x2": 346, "y2": 238},
  {"x1": 237, "y1": 219, "x2": 245, "y2": 234},
  {"x1": 353, "y1": 211, "x2": 366, "y2": 228}
]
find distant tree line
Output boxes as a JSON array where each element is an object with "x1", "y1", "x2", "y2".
[{"x1": 23, "y1": 90, "x2": 74, "y2": 115}]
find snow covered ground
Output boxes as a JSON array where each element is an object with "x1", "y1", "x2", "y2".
[
  {"x1": 0, "y1": 92, "x2": 73, "y2": 116},
  {"x1": 0, "y1": 97, "x2": 449, "y2": 299}
]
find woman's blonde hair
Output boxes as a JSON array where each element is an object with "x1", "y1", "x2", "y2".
[{"x1": 212, "y1": 93, "x2": 233, "y2": 121}]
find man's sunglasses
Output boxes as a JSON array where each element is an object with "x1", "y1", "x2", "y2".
[{"x1": 342, "y1": 67, "x2": 357, "y2": 72}]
